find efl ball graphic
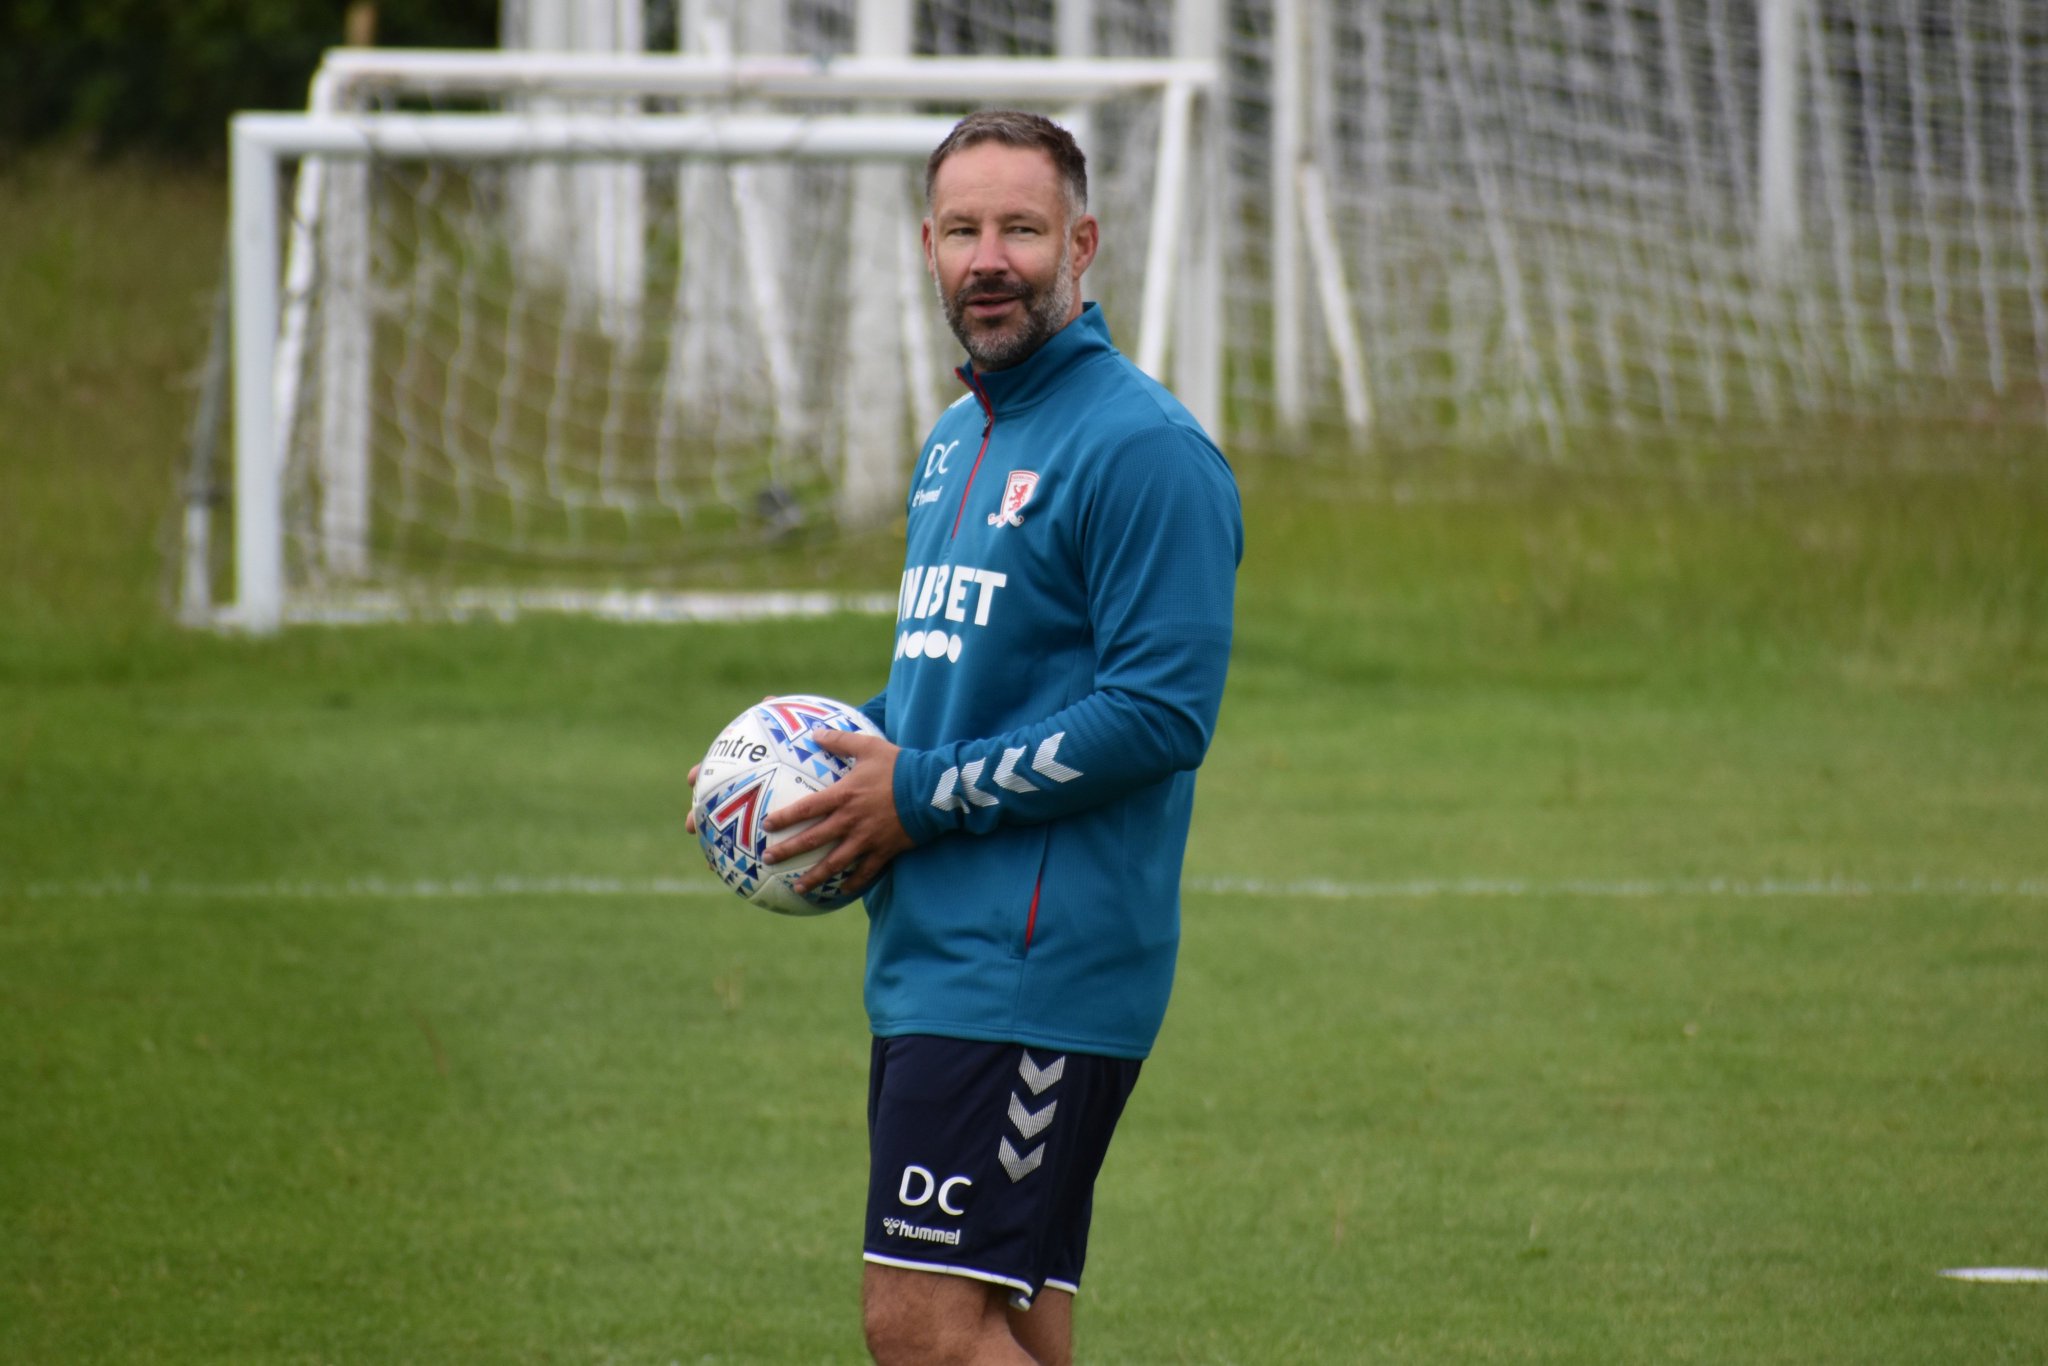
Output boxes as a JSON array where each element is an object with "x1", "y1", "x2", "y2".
[{"x1": 692, "y1": 694, "x2": 885, "y2": 915}]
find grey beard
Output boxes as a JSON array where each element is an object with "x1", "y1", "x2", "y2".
[{"x1": 940, "y1": 243, "x2": 1077, "y2": 372}]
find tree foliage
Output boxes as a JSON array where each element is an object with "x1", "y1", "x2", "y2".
[{"x1": 0, "y1": 1, "x2": 498, "y2": 161}]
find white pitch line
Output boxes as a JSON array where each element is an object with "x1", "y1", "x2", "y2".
[
  {"x1": 1940, "y1": 1267, "x2": 2048, "y2": 1284},
  {"x1": 9, "y1": 874, "x2": 2048, "y2": 903}
]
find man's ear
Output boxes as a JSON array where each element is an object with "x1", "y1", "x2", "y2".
[
  {"x1": 921, "y1": 218, "x2": 938, "y2": 282},
  {"x1": 1069, "y1": 213, "x2": 1101, "y2": 281}
]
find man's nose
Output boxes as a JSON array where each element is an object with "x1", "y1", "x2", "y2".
[{"x1": 967, "y1": 228, "x2": 1011, "y2": 276}]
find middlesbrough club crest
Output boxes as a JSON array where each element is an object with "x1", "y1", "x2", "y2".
[{"x1": 988, "y1": 470, "x2": 1039, "y2": 528}]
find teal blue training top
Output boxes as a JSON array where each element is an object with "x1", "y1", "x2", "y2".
[{"x1": 858, "y1": 304, "x2": 1243, "y2": 1060}]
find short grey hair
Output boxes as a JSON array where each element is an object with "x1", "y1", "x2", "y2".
[{"x1": 924, "y1": 109, "x2": 1089, "y2": 219}]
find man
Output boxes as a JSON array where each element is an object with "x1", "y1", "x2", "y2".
[{"x1": 753, "y1": 109, "x2": 1240, "y2": 1365}]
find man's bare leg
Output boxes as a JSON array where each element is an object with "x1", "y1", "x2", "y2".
[
  {"x1": 863, "y1": 1263, "x2": 1038, "y2": 1366},
  {"x1": 1005, "y1": 1286, "x2": 1073, "y2": 1366}
]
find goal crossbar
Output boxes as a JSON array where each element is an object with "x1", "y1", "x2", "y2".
[{"x1": 235, "y1": 110, "x2": 966, "y2": 160}]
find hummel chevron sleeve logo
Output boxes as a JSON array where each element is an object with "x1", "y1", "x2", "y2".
[
  {"x1": 957, "y1": 758, "x2": 998, "y2": 807},
  {"x1": 1031, "y1": 733, "x2": 1082, "y2": 783},
  {"x1": 994, "y1": 745, "x2": 1038, "y2": 793},
  {"x1": 931, "y1": 734, "x2": 1085, "y2": 813}
]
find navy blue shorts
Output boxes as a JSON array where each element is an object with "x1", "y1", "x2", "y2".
[{"x1": 863, "y1": 1034, "x2": 1142, "y2": 1308}]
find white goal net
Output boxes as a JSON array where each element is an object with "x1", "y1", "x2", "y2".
[{"x1": 198, "y1": 0, "x2": 2048, "y2": 628}]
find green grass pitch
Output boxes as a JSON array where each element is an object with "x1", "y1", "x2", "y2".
[{"x1": 4, "y1": 156, "x2": 2048, "y2": 1363}]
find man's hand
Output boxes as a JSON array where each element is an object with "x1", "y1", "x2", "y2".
[{"x1": 762, "y1": 729, "x2": 912, "y2": 895}]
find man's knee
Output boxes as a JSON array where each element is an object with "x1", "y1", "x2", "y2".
[
  {"x1": 861, "y1": 1301, "x2": 987, "y2": 1365},
  {"x1": 861, "y1": 1282, "x2": 941, "y2": 1366},
  {"x1": 862, "y1": 1266, "x2": 1013, "y2": 1366},
  {"x1": 862, "y1": 1292, "x2": 927, "y2": 1366}
]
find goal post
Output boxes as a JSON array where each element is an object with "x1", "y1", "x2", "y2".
[{"x1": 212, "y1": 55, "x2": 1221, "y2": 632}]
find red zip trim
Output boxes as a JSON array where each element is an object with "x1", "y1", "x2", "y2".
[
  {"x1": 1024, "y1": 875, "x2": 1043, "y2": 949},
  {"x1": 951, "y1": 369, "x2": 995, "y2": 541}
]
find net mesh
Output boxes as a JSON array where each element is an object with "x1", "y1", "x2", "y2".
[{"x1": 296, "y1": 155, "x2": 874, "y2": 589}]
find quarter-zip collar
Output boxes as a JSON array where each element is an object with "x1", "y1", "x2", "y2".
[{"x1": 954, "y1": 302, "x2": 1114, "y2": 416}]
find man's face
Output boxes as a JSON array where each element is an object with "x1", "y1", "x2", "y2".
[{"x1": 923, "y1": 141, "x2": 1099, "y2": 372}]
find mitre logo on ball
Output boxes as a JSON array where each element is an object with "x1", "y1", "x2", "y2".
[{"x1": 692, "y1": 694, "x2": 883, "y2": 916}]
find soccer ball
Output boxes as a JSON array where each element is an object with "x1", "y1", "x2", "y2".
[{"x1": 692, "y1": 694, "x2": 884, "y2": 915}]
